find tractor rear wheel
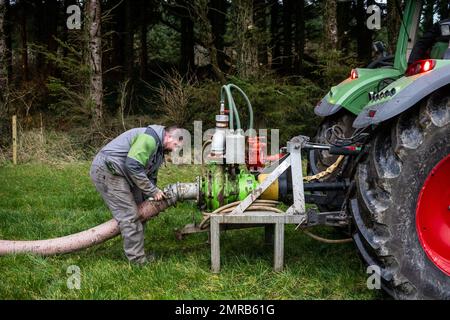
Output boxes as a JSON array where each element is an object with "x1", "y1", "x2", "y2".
[{"x1": 352, "y1": 90, "x2": 450, "y2": 299}]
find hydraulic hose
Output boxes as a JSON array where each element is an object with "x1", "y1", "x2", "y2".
[
  {"x1": 220, "y1": 84, "x2": 254, "y2": 131},
  {"x1": 221, "y1": 85, "x2": 241, "y2": 130},
  {"x1": 300, "y1": 230, "x2": 353, "y2": 244},
  {"x1": 228, "y1": 84, "x2": 254, "y2": 131},
  {"x1": 0, "y1": 182, "x2": 199, "y2": 256}
]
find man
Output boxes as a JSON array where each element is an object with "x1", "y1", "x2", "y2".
[{"x1": 90, "y1": 125, "x2": 183, "y2": 264}]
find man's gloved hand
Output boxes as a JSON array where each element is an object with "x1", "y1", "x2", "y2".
[{"x1": 153, "y1": 190, "x2": 167, "y2": 201}]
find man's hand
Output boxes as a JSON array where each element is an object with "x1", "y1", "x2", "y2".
[{"x1": 153, "y1": 190, "x2": 167, "y2": 201}]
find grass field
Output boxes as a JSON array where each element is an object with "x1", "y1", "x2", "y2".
[{"x1": 0, "y1": 162, "x2": 385, "y2": 299}]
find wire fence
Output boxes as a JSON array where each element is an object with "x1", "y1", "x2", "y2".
[{"x1": 0, "y1": 114, "x2": 91, "y2": 165}]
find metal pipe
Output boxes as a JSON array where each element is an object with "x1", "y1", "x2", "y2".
[
  {"x1": 0, "y1": 182, "x2": 199, "y2": 256},
  {"x1": 211, "y1": 129, "x2": 226, "y2": 155},
  {"x1": 303, "y1": 181, "x2": 349, "y2": 191}
]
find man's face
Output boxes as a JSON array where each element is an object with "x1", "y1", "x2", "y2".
[{"x1": 163, "y1": 132, "x2": 183, "y2": 152}]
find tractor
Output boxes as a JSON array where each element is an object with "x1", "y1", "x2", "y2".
[{"x1": 311, "y1": 0, "x2": 450, "y2": 299}]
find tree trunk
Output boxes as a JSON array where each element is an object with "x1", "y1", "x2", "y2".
[
  {"x1": 0, "y1": 0, "x2": 7, "y2": 98},
  {"x1": 170, "y1": 0, "x2": 194, "y2": 74},
  {"x1": 234, "y1": 0, "x2": 259, "y2": 79},
  {"x1": 270, "y1": 0, "x2": 281, "y2": 71},
  {"x1": 187, "y1": 0, "x2": 225, "y2": 83},
  {"x1": 111, "y1": 0, "x2": 125, "y2": 75},
  {"x1": 139, "y1": 22, "x2": 148, "y2": 80},
  {"x1": 438, "y1": 1, "x2": 449, "y2": 20},
  {"x1": 423, "y1": 0, "x2": 435, "y2": 32},
  {"x1": 253, "y1": 0, "x2": 268, "y2": 67},
  {"x1": 46, "y1": 0, "x2": 59, "y2": 75},
  {"x1": 47, "y1": 0, "x2": 58, "y2": 52},
  {"x1": 336, "y1": 0, "x2": 351, "y2": 52},
  {"x1": 209, "y1": 43, "x2": 226, "y2": 84},
  {"x1": 293, "y1": 0, "x2": 305, "y2": 74},
  {"x1": 180, "y1": 13, "x2": 194, "y2": 74},
  {"x1": 387, "y1": 0, "x2": 402, "y2": 54},
  {"x1": 282, "y1": 0, "x2": 292, "y2": 73},
  {"x1": 4, "y1": 0, "x2": 11, "y2": 83},
  {"x1": 20, "y1": 0, "x2": 29, "y2": 81},
  {"x1": 209, "y1": 0, "x2": 227, "y2": 71},
  {"x1": 139, "y1": 0, "x2": 148, "y2": 79},
  {"x1": 324, "y1": 0, "x2": 338, "y2": 50},
  {"x1": 124, "y1": 0, "x2": 134, "y2": 79},
  {"x1": 356, "y1": 0, "x2": 373, "y2": 64},
  {"x1": 87, "y1": 0, "x2": 103, "y2": 127},
  {"x1": 62, "y1": 0, "x2": 77, "y2": 58},
  {"x1": 34, "y1": 0, "x2": 46, "y2": 71}
]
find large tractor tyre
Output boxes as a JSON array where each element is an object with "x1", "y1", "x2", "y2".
[
  {"x1": 351, "y1": 90, "x2": 450, "y2": 299},
  {"x1": 308, "y1": 111, "x2": 356, "y2": 211}
]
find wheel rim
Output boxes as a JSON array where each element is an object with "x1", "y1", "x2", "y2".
[{"x1": 416, "y1": 154, "x2": 450, "y2": 276}]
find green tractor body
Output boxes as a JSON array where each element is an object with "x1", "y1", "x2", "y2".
[
  {"x1": 317, "y1": 67, "x2": 403, "y2": 116},
  {"x1": 312, "y1": 0, "x2": 450, "y2": 299},
  {"x1": 316, "y1": 0, "x2": 419, "y2": 117},
  {"x1": 316, "y1": 0, "x2": 450, "y2": 125}
]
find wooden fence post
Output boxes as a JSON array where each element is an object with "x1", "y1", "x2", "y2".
[{"x1": 12, "y1": 115, "x2": 17, "y2": 165}]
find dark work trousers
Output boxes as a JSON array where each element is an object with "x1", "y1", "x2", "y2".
[{"x1": 90, "y1": 152, "x2": 148, "y2": 263}]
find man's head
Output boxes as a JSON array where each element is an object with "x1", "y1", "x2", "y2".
[{"x1": 163, "y1": 126, "x2": 184, "y2": 152}]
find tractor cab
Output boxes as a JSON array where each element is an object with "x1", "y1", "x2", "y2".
[
  {"x1": 436, "y1": 19, "x2": 450, "y2": 59},
  {"x1": 353, "y1": 2, "x2": 450, "y2": 129}
]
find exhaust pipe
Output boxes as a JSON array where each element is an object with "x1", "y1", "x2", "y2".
[{"x1": 0, "y1": 182, "x2": 199, "y2": 256}]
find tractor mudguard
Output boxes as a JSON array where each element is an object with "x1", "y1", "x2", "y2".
[
  {"x1": 314, "y1": 97, "x2": 342, "y2": 117},
  {"x1": 353, "y1": 63, "x2": 450, "y2": 128},
  {"x1": 315, "y1": 68, "x2": 404, "y2": 118}
]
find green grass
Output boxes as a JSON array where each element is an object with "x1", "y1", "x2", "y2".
[{"x1": 0, "y1": 162, "x2": 385, "y2": 300}]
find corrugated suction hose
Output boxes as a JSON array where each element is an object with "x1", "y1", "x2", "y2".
[{"x1": 0, "y1": 182, "x2": 198, "y2": 256}]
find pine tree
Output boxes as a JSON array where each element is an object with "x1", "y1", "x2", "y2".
[
  {"x1": 87, "y1": 0, "x2": 103, "y2": 127},
  {"x1": 324, "y1": 0, "x2": 338, "y2": 50}
]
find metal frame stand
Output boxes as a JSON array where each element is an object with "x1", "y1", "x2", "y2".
[{"x1": 210, "y1": 136, "x2": 309, "y2": 273}]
